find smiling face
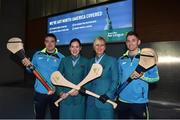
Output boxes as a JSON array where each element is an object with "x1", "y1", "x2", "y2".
[
  {"x1": 44, "y1": 36, "x2": 56, "y2": 53},
  {"x1": 93, "y1": 38, "x2": 106, "y2": 56},
  {"x1": 126, "y1": 35, "x2": 141, "y2": 52},
  {"x1": 69, "y1": 41, "x2": 81, "y2": 56}
]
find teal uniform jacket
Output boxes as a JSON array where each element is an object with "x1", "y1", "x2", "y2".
[
  {"x1": 56, "y1": 55, "x2": 89, "y2": 119},
  {"x1": 86, "y1": 54, "x2": 118, "y2": 118}
]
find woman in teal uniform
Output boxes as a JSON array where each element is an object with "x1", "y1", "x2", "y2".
[
  {"x1": 56, "y1": 38, "x2": 89, "y2": 119},
  {"x1": 86, "y1": 36, "x2": 119, "y2": 119}
]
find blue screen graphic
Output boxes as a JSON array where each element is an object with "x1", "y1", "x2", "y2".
[{"x1": 48, "y1": 0, "x2": 133, "y2": 45}]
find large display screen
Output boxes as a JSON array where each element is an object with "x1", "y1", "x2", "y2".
[{"x1": 48, "y1": 0, "x2": 133, "y2": 45}]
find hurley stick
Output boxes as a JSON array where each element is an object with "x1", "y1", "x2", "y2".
[
  {"x1": 51, "y1": 71, "x2": 117, "y2": 109},
  {"x1": 116, "y1": 48, "x2": 158, "y2": 95},
  {"x1": 7, "y1": 37, "x2": 54, "y2": 94},
  {"x1": 53, "y1": 64, "x2": 103, "y2": 106}
]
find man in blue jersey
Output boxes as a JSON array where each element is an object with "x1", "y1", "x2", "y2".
[
  {"x1": 22, "y1": 33, "x2": 64, "y2": 119},
  {"x1": 116, "y1": 31, "x2": 159, "y2": 119}
]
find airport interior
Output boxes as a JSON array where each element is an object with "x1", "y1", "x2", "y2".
[{"x1": 0, "y1": 0, "x2": 180, "y2": 119}]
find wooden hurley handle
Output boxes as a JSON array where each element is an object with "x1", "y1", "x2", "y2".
[
  {"x1": 32, "y1": 69, "x2": 54, "y2": 94},
  {"x1": 54, "y1": 89, "x2": 76, "y2": 107},
  {"x1": 85, "y1": 90, "x2": 117, "y2": 109},
  {"x1": 54, "y1": 98, "x2": 63, "y2": 107}
]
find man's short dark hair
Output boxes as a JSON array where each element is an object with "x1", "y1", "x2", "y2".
[
  {"x1": 45, "y1": 33, "x2": 57, "y2": 42},
  {"x1": 126, "y1": 31, "x2": 139, "y2": 39},
  {"x1": 69, "y1": 38, "x2": 82, "y2": 47}
]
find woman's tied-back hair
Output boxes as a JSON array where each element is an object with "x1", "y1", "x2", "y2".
[
  {"x1": 69, "y1": 38, "x2": 82, "y2": 47},
  {"x1": 93, "y1": 36, "x2": 106, "y2": 46}
]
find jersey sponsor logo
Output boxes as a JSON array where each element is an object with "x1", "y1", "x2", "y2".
[
  {"x1": 38, "y1": 57, "x2": 43, "y2": 60},
  {"x1": 122, "y1": 62, "x2": 127, "y2": 65},
  {"x1": 54, "y1": 59, "x2": 57, "y2": 62}
]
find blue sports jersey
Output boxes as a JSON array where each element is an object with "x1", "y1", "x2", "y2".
[
  {"x1": 118, "y1": 49, "x2": 159, "y2": 103},
  {"x1": 31, "y1": 48, "x2": 64, "y2": 94}
]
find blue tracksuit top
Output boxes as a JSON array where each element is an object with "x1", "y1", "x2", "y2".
[
  {"x1": 31, "y1": 48, "x2": 64, "y2": 94},
  {"x1": 118, "y1": 49, "x2": 159, "y2": 103}
]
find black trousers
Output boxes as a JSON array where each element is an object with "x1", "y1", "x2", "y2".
[
  {"x1": 116, "y1": 101, "x2": 149, "y2": 119},
  {"x1": 34, "y1": 92, "x2": 59, "y2": 119}
]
